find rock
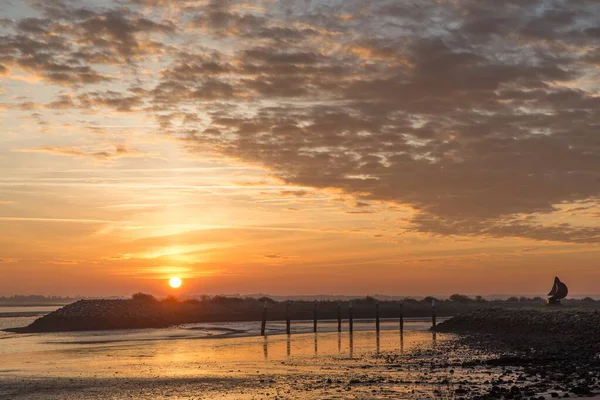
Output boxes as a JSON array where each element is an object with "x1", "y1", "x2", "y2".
[
  {"x1": 435, "y1": 308, "x2": 600, "y2": 339},
  {"x1": 570, "y1": 385, "x2": 592, "y2": 395}
]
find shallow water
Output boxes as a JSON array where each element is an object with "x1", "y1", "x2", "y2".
[
  {"x1": 0, "y1": 318, "x2": 442, "y2": 355},
  {"x1": 0, "y1": 328, "x2": 439, "y2": 375},
  {"x1": 0, "y1": 323, "x2": 455, "y2": 399},
  {"x1": 3, "y1": 316, "x2": 532, "y2": 400},
  {"x1": 0, "y1": 306, "x2": 62, "y2": 339},
  {"x1": 0, "y1": 315, "x2": 595, "y2": 399},
  {"x1": 0, "y1": 306, "x2": 62, "y2": 315}
]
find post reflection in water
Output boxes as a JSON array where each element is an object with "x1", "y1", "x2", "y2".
[
  {"x1": 400, "y1": 331, "x2": 404, "y2": 354},
  {"x1": 255, "y1": 325, "x2": 436, "y2": 362},
  {"x1": 263, "y1": 336, "x2": 268, "y2": 360}
]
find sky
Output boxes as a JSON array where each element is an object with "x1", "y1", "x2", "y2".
[{"x1": 1, "y1": 0, "x2": 600, "y2": 297}]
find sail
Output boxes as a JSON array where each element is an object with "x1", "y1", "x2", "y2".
[
  {"x1": 554, "y1": 281, "x2": 568, "y2": 300},
  {"x1": 548, "y1": 276, "x2": 568, "y2": 301},
  {"x1": 547, "y1": 277, "x2": 559, "y2": 296}
]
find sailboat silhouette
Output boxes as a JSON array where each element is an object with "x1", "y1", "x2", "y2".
[{"x1": 547, "y1": 276, "x2": 568, "y2": 305}]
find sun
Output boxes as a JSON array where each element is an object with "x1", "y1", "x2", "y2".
[{"x1": 169, "y1": 277, "x2": 182, "y2": 289}]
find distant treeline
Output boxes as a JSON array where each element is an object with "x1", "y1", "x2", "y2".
[
  {"x1": 129, "y1": 293, "x2": 600, "y2": 321},
  {"x1": 12, "y1": 293, "x2": 600, "y2": 333},
  {"x1": 0, "y1": 295, "x2": 81, "y2": 305},
  {"x1": 3, "y1": 293, "x2": 598, "y2": 312}
]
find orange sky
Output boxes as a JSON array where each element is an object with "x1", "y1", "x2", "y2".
[{"x1": 1, "y1": 0, "x2": 600, "y2": 297}]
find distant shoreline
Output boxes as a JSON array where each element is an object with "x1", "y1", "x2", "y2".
[
  {"x1": 0, "y1": 312, "x2": 51, "y2": 319},
  {"x1": 0, "y1": 303, "x2": 73, "y2": 308},
  {"x1": 7, "y1": 293, "x2": 600, "y2": 334},
  {"x1": 0, "y1": 305, "x2": 67, "y2": 319}
]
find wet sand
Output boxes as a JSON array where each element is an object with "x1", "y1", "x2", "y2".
[
  {"x1": 2, "y1": 317, "x2": 599, "y2": 399},
  {"x1": 0, "y1": 325, "x2": 451, "y2": 399}
]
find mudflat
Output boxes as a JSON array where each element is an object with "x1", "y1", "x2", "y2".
[{"x1": 3, "y1": 309, "x2": 600, "y2": 399}]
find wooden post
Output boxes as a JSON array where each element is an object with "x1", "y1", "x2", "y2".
[
  {"x1": 432, "y1": 299, "x2": 437, "y2": 330},
  {"x1": 399, "y1": 302, "x2": 404, "y2": 332},
  {"x1": 286, "y1": 300, "x2": 291, "y2": 335},
  {"x1": 337, "y1": 301, "x2": 342, "y2": 332},
  {"x1": 375, "y1": 300, "x2": 380, "y2": 333},
  {"x1": 313, "y1": 300, "x2": 318, "y2": 333},
  {"x1": 261, "y1": 301, "x2": 267, "y2": 336},
  {"x1": 349, "y1": 301, "x2": 354, "y2": 333}
]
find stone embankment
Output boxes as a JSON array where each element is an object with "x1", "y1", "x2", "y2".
[
  {"x1": 435, "y1": 307, "x2": 600, "y2": 336},
  {"x1": 8, "y1": 299, "x2": 202, "y2": 333},
  {"x1": 436, "y1": 308, "x2": 600, "y2": 399}
]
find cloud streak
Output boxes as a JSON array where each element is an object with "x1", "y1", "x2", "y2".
[{"x1": 16, "y1": 145, "x2": 154, "y2": 161}]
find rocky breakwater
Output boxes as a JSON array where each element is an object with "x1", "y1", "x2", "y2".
[
  {"x1": 435, "y1": 308, "x2": 600, "y2": 399},
  {"x1": 435, "y1": 307, "x2": 600, "y2": 337},
  {"x1": 6, "y1": 299, "x2": 213, "y2": 333}
]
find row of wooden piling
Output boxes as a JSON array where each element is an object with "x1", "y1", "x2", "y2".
[{"x1": 260, "y1": 299, "x2": 437, "y2": 336}]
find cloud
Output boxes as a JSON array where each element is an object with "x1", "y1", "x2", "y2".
[
  {"x1": 77, "y1": 91, "x2": 145, "y2": 112},
  {"x1": 279, "y1": 190, "x2": 310, "y2": 197},
  {"x1": 5, "y1": 0, "x2": 600, "y2": 243},
  {"x1": 0, "y1": 1, "x2": 176, "y2": 85},
  {"x1": 0, "y1": 257, "x2": 20, "y2": 264},
  {"x1": 264, "y1": 253, "x2": 283, "y2": 259},
  {"x1": 411, "y1": 214, "x2": 600, "y2": 244},
  {"x1": 16, "y1": 145, "x2": 154, "y2": 161},
  {"x1": 0, "y1": 18, "x2": 14, "y2": 28},
  {"x1": 46, "y1": 94, "x2": 76, "y2": 110},
  {"x1": 346, "y1": 210, "x2": 376, "y2": 215},
  {"x1": 154, "y1": 0, "x2": 600, "y2": 243}
]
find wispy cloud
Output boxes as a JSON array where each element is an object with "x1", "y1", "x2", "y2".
[
  {"x1": 15, "y1": 145, "x2": 155, "y2": 161},
  {"x1": 0, "y1": 217, "x2": 117, "y2": 224}
]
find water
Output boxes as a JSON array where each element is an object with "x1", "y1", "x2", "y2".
[
  {"x1": 0, "y1": 312, "x2": 458, "y2": 399},
  {"x1": 0, "y1": 323, "x2": 443, "y2": 384},
  {"x1": 0, "y1": 315, "x2": 587, "y2": 399},
  {"x1": 0, "y1": 305, "x2": 62, "y2": 336},
  {"x1": 0, "y1": 306, "x2": 62, "y2": 315},
  {"x1": 0, "y1": 317, "x2": 444, "y2": 355}
]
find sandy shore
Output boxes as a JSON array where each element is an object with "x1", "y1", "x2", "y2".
[
  {"x1": 1, "y1": 329, "x2": 454, "y2": 399},
  {"x1": 1, "y1": 327, "x2": 597, "y2": 399},
  {"x1": 3, "y1": 309, "x2": 600, "y2": 399}
]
